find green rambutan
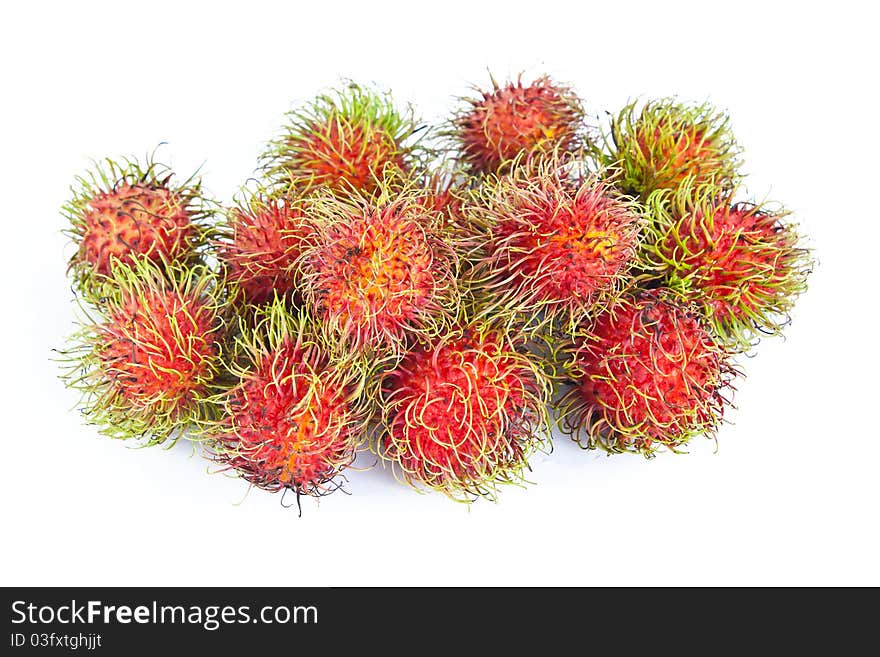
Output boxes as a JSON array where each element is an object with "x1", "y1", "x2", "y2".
[
  {"x1": 60, "y1": 256, "x2": 227, "y2": 445},
  {"x1": 557, "y1": 290, "x2": 735, "y2": 455},
  {"x1": 63, "y1": 154, "x2": 212, "y2": 296},
  {"x1": 380, "y1": 324, "x2": 551, "y2": 501},
  {"x1": 606, "y1": 99, "x2": 741, "y2": 199},
  {"x1": 206, "y1": 299, "x2": 372, "y2": 500},
  {"x1": 261, "y1": 83, "x2": 424, "y2": 197},
  {"x1": 642, "y1": 181, "x2": 813, "y2": 348},
  {"x1": 300, "y1": 187, "x2": 461, "y2": 355},
  {"x1": 218, "y1": 194, "x2": 315, "y2": 307},
  {"x1": 466, "y1": 157, "x2": 643, "y2": 333},
  {"x1": 450, "y1": 74, "x2": 584, "y2": 174}
]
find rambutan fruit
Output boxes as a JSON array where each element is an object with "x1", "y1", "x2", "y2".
[
  {"x1": 261, "y1": 83, "x2": 424, "y2": 197},
  {"x1": 557, "y1": 290, "x2": 735, "y2": 455},
  {"x1": 63, "y1": 154, "x2": 212, "y2": 296},
  {"x1": 380, "y1": 324, "x2": 551, "y2": 501},
  {"x1": 301, "y1": 187, "x2": 461, "y2": 355},
  {"x1": 450, "y1": 74, "x2": 584, "y2": 175},
  {"x1": 60, "y1": 256, "x2": 227, "y2": 444},
  {"x1": 206, "y1": 299, "x2": 372, "y2": 501},
  {"x1": 606, "y1": 99, "x2": 741, "y2": 199},
  {"x1": 642, "y1": 181, "x2": 813, "y2": 348},
  {"x1": 466, "y1": 157, "x2": 643, "y2": 333},
  {"x1": 217, "y1": 194, "x2": 315, "y2": 307}
]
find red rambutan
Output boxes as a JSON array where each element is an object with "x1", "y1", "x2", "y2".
[
  {"x1": 60, "y1": 257, "x2": 227, "y2": 444},
  {"x1": 63, "y1": 154, "x2": 211, "y2": 296},
  {"x1": 207, "y1": 300, "x2": 371, "y2": 500},
  {"x1": 642, "y1": 181, "x2": 813, "y2": 348},
  {"x1": 218, "y1": 195, "x2": 315, "y2": 306},
  {"x1": 466, "y1": 158, "x2": 643, "y2": 332},
  {"x1": 301, "y1": 188, "x2": 461, "y2": 354},
  {"x1": 451, "y1": 74, "x2": 584, "y2": 174},
  {"x1": 381, "y1": 325, "x2": 551, "y2": 500},
  {"x1": 607, "y1": 99, "x2": 741, "y2": 198},
  {"x1": 558, "y1": 290, "x2": 735, "y2": 455},
  {"x1": 261, "y1": 83, "x2": 424, "y2": 197}
]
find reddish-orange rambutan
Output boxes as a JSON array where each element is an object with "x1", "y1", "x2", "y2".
[
  {"x1": 60, "y1": 257, "x2": 227, "y2": 444},
  {"x1": 380, "y1": 324, "x2": 550, "y2": 500},
  {"x1": 63, "y1": 154, "x2": 212, "y2": 297},
  {"x1": 261, "y1": 83, "x2": 424, "y2": 197},
  {"x1": 207, "y1": 300, "x2": 371, "y2": 501},
  {"x1": 642, "y1": 181, "x2": 812, "y2": 348},
  {"x1": 218, "y1": 195, "x2": 315, "y2": 306},
  {"x1": 466, "y1": 158, "x2": 643, "y2": 332},
  {"x1": 558, "y1": 290, "x2": 735, "y2": 455},
  {"x1": 301, "y1": 188, "x2": 460, "y2": 354},
  {"x1": 450, "y1": 74, "x2": 584, "y2": 175}
]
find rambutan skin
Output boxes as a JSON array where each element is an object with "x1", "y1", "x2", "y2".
[
  {"x1": 301, "y1": 189, "x2": 461, "y2": 354},
  {"x1": 558, "y1": 291, "x2": 735, "y2": 455},
  {"x1": 218, "y1": 195, "x2": 315, "y2": 307},
  {"x1": 607, "y1": 100, "x2": 741, "y2": 199},
  {"x1": 380, "y1": 325, "x2": 551, "y2": 501},
  {"x1": 261, "y1": 83, "x2": 424, "y2": 197},
  {"x1": 60, "y1": 257, "x2": 228, "y2": 444},
  {"x1": 205, "y1": 300, "x2": 372, "y2": 497},
  {"x1": 466, "y1": 158, "x2": 643, "y2": 332},
  {"x1": 451, "y1": 74, "x2": 584, "y2": 174},
  {"x1": 642, "y1": 182, "x2": 813, "y2": 348},
  {"x1": 63, "y1": 154, "x2": 212, "y2": 297},
  {"x1": 80, "y1": 184, "x2": 190, "y2": 275}
]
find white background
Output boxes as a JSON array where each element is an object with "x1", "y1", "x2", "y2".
[{"x1": 1, "y1": 1, "x2": 877, "y2": 586}]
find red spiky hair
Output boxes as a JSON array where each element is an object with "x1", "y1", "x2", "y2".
[
  {"x1": 467, "y1": 158, "x2": 642, "y2": 333},
  {"x1": 643, "y1": 181, "x2": 812, "y2": 348},
  {"x1": 302, "y1": 189, "x2": 460, "y2": 354},
  {"x1": 451, "y1": 74, "x2": 584, "y2": 174},
  {"x1": 209, "y1": 300, "x2": 370, "y2": 500},
  {"x1": 558, "y1": 290, "x2": 735, "y2": 455},
  {"x1": 63, "y1": 154, "x2": 211, "y2": 297},
  {"x1": 262, "y1": 83, "x2": 423, "y2": 197},
  {"x1": 219, "y1": 195, "x2": 315, "y2": 306},
  {"x1": 381, "y1": 325, "x2": 550, "y2": 501},
  {"x1": 61, "y1": 257, "x2": 226, "y2": 444}
]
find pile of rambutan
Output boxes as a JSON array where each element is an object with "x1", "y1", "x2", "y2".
[{"x1": 58, "y1": 74, "x2": 813, "y2": 509}]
